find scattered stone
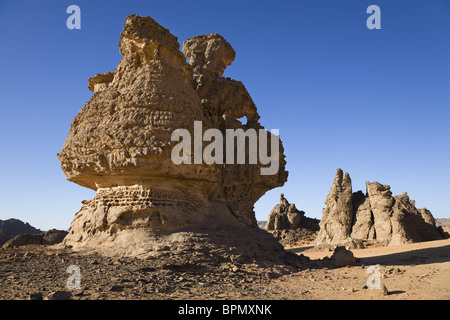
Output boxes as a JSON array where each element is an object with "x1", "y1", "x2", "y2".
[
  {"x1": 28, "y1": 293, "x2": 43, "y2": 300},
  {"x1": 109, "y1": 285, "x2": 124, "y2": 292},
  {"x1": 47, "y1": 291, "x2": 72, "y2": 300},
  {"x1": 387, "y1": 267, "x2": 404, "y2": 275}
]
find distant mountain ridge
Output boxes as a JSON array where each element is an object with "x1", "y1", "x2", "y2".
[
  {"x1": 436, "y1": 218, "x2": 450, "y2": 227},
  {"x1": 0, "y1": 218, "x2": 42, "y2": 246},
  {"x1": 257, "y1": 221, "x2": 267, "y2": 229}
]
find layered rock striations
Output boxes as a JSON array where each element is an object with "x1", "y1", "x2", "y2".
[
  {"x1": 58, "y1": 15, "x2": 298, "y2": 267},
  {"x1": 316, "y1": 169, "x2": 447, "y2": 249}
]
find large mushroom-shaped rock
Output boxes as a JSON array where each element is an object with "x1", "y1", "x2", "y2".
[{"x1": 58, "y1": 15, "x2": 299, "y2": 268}]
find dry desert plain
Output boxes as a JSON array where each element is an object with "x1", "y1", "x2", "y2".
[{"x1": 0, "y1": 237, "x2": 448, "y2": 300}]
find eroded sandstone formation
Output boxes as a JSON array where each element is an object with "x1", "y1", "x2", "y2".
[
  {"x1": 58, "y1": 15, "x2": 300, "y2": 268},
  {"x1": 316, "y1": 169, "x2": 447, "y2": 249},
  {"x1": 265, "y1": 194, "x2": 319, "y2": 246}
]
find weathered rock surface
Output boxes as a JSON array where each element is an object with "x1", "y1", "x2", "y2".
[
  {"x1": 183, "y1": 34, "x2": 260, "y2": 127},
  {"x1": 265, "y1": 194, "x2": 319, "y2": 246},
  {"x1": 57, "y1": 15, "x2": 301, "y2": 268},
  {"x1": 329, "y1": 246, "x2": 356, "y2": 268},
  {"x1": 315, "y1": 169, "x2": 353, "y2": 248},
  {"x1": 315, "y1": 169, "x2": 448, "y2": 249}
]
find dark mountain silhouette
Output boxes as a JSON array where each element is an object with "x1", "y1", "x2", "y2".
[{"x1": 0, "y1": 218, "x2": 42, "y2": 246}]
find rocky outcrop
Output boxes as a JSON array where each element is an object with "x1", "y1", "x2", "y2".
[
  {"x1": 2, "y1": 229, "x2": 68, "y2": 248},
  {"x1": 42, "y1": 229, "x2": 69, "y2": 245},
  {"x1": 88, "y1": 72, "x2": 114, "y2": 92},
  {"x1": 265, "y1": 194, "x2": 320, "y2": 246},
  {"x1": 57, "y1": 15, "x2": 303, "y2": 268},
  {"x1": 315, "y1": 169, "x2": 353, "y2": 247},
  {"x1": 436, "y1": 219, "x2": 450, "y2": 236},
  {"x1": 266, "y1": 194, "x2": 304, "y2": 231},
  {"x1": 316, "y1": 169, "x2": 447, "y2": 249},
  {"x1": 183, "y1": 34, "x2": 260, "y2": 127}
]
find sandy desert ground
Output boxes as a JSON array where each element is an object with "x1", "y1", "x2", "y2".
[
  {"x1": 0, "y1": 238, "x2": 448, "y2": 300},
  {"x1": 279, "y1": 238, "x2": 450, "y2": 300}
]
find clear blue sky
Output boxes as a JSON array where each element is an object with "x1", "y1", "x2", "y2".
[{"x1": 0, "y1": 0, "x2": 449, "y2": 230}]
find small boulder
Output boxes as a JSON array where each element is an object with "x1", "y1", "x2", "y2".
[
  {"x1": 47, "y1": 291, "x2": 72, "y2": 300},
  {"x1": 330, "y1": 246, "x2": 356, "y2": 267},
  {"x1": 29, "y1": 293, "x2": 43, "y2": 300}
]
